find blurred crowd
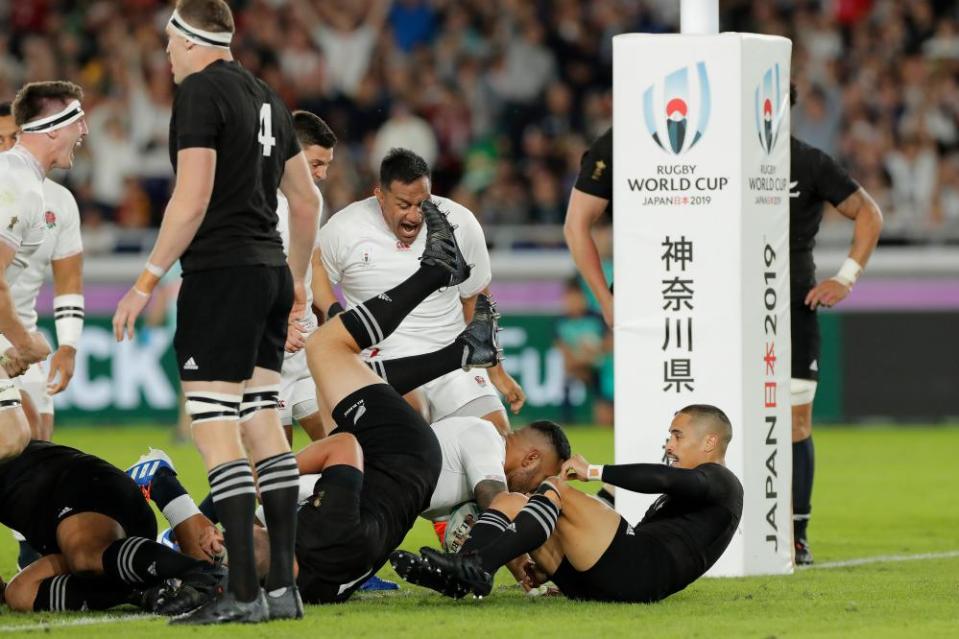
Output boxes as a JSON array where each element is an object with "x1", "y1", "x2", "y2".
[{"x1": 1, "y1": 0, "x2": 958, "y2": 252}]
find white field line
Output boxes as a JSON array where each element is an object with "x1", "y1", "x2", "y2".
[
  {"x1": 0, "y1": 613, "x2": 157, "y2": 633},
  {"x1": 804, "y1": 549, "x2": 959, "y2": 570}
]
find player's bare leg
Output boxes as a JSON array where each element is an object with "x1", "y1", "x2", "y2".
[
  {"x1": 297, "y1": 409, "x2": 331, "y2": 440},
  {"x1": 791, "y1": 399, "x2": 815, "y2": 564},
  {"x1": 0, "y1": 376, "x2": 31, "y2": 460},
  {"x1": 238, "y1": 366, "x2": 303, "y2": 619}
]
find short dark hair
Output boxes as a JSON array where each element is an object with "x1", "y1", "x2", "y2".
[
  {"x1": 379, "y1": 148, "x2": 430, "y2": 188},
  {"x1": 677, "y1": 404, "x2": 733, "y2": 449},
  {"x1": 0, "y1": 102, "x2": 11, "y2": 118},
  {"x1": 12, "y1": 81, "x2": 84, "y2": 127},
  {"x1": 292, "y1": 111, "x2": 337, "y2": 149},
  {"x1": 528, "y1": 420, "x2": 572, "y2": 462},
  {"x1": 176, "y1": 0, "x2": 234, "y2": 34}
]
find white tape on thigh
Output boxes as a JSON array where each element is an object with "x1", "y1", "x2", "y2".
[
  {"x1": 0, "y1": 382, "x2": 21, "y2": 410},
  {"x1": 790, "y1": 378, "x2": 818, "y2": 406},
  {"x1": 185, "y1": 392, "x2": 241, "y2": 425}
]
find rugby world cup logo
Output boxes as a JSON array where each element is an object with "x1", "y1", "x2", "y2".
[
  {"x1": 643, "y1": 61, "x2": 711, "y2": 155},
  {"x1": 755, "y1": 63, "x2": 786, "y2": 155}
]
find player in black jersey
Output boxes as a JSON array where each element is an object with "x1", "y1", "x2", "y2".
[
  {"x1": 565, "y1": 128, "x2": 613, "y2": 327},
  {"x1": 788, "y1": 85, "x2": 883, "y2": 565},
  {"x1": 392, "y1": 405, "x2": 742, "y2": 603},
  {"x1": 111, "y1": 0, "x2": 320, "y2": 624},
  {"x1": 0, "y1": 441, "x2": 222, "y2": 614}
]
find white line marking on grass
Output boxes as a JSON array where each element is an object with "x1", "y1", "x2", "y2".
[
  {"x1": 0, "y1": 613, "x2": 157, "y2": 633},
  {"x1": 806, "y1": 550, "x2": 959, "y2": 570}
]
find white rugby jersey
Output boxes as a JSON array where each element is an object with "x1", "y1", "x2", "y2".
[
  {"x1": 317, "y1": 195, "x2": 491, "y2": 359},
  {"x1": 276, "y1": 191, "x2": 322, "y2": 333},
  {"x1": 11, "y1": 179, "x2": 83, "y2": 331},
  {"x1": 0, "y1": 146, "x2": 47, "y2": 285},
  {"x1": 421, "y1": 416, "x2": 506, "y2": 521}
]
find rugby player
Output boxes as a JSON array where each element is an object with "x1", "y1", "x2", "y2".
[
  {"x1": 392, "y1": 405, "x2": 743, "y2": 603},
  {"x1": 0, "y1": 82, "x2": 87, "y2": 460},
  {"x1": 111, "y1": 0, "x2": 320, "y2": 623},
  {"x1": 315, "y1": 148, "x2": 525, "y2": 437},
  {"x1": 0, "y1": 100, "x2": 85, "y2": 570},
  {"x1": 0, "y1": 441, "x2": 222, "y2": 614},
  {"x1": 788, "y1": 85, "x2": 883, "y2": 564}
]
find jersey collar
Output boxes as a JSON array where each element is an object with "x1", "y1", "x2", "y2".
[{"x1": 10, "y1": 144, "x2": 44, "y2": 180}]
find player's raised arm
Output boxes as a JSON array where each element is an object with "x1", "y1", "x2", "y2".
[{"x1": 279, "y1": 150, "x2": 321, "y2": 322}]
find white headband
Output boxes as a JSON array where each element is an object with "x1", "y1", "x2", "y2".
[
  {"x1": 19, "y1": 100, "x2": 85, "y2": 133},
  {"x1": 168, "y1": 9, "x2": 233, "y2": 49}
]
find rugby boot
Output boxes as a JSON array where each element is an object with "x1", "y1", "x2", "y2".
[
  {"x1": 126, "y1": 448, "x2": 177, "y2": 501},
  {"x1": 390, "y1": 550, "x2": 468, "y2": 599},
  {"x1": 455, "y1": 294, "x2": 503, "y2": 370},
  {"x1": 358, "y1": 575, "x2": 400, "y2": 591},
  {"x1": 420, "y1": 547, "x2": 493, "y2": 599},
  {"x1": 169, "y1": 588, "x2": 268, "y2": 625},
  {"x1": 419, "y1": 199, "x2": 471, "y2": 287},
  {"x1": 266, "y1": 585, "x2": 304, "y2": 620},
  {"x1": 795, "y1": 538, "x2": 814, "y2": 566}
]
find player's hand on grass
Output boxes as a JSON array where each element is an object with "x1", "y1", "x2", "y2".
[
  {"x1": 521, "y1": 560, "x2": 549, "y2": 590},
  {"x1": 805, "y1": 279, "x2": 851, "y2": 310},
  {"x1": 113, "y1": 287, "x2": 151, "y2": 341},
  {"x1": 507, "y1": 555, "x2": 536, "y2": 591},
  {"x1": 562, "y1": 454, "x2": 591, "y2": 481},
  {"x1": 46, "y1": 346, "x2": 76, "y2": 394},
  {"x1": 490, "y1": 365, "x2": 526, "y2": 414}
]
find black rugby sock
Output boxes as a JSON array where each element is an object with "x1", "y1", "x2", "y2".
[
  {"x1": 792, "y1": 436, "x2": 815, "y2": 541},
  {"x1": 367, "y1": 342, "x2": 467, "y2": 395},
  {"x1": 340, "y1": 265, "x2": 450, "y2": 350},
  {"x1": 209, "y1": 459, "x2": 259, "y2": 602},
  {"x1": 102, "y1": 536, "x2": 203, "y2": 586},
  {"x1": 150, "y1": 467, "x2": 186, "y2": 510},
  {"x1": 198, "y1": 492, "x2": 219, "y2": 525},
  {"x1": 34, "y1": 574, "x2": 132, "y2": 612},
  {"x1": 460, "y1": 509, "x2": 511, "y2": 555},
  {"x1": 255, "y1": 452, "x2": 300, "y2": 592},
  {"x1": 477, "y1": 492, "x2": 560, "y2": 573}
]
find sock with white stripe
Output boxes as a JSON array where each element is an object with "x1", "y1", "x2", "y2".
[
  {"x1": 101, "y1": 536, "x2": 203, "y2": 587},
  {"x1": 208, "y1": 458, "x2": 259, "y2": 602},
  {"x1": 367, "y1": 342, "x2": 467, "y2": 395},
  {"x1": 34, "y1": 574, "x2": 132, "y2": 612},
  {"x1": 792, "y1": 436, "x2": 815, "y2": 541},
  {"x1": 339, "y1": 264, "x2": 450, "y2": 350},
  {"x1": 476, "y1": 492, "x2": 560, "y2": 574},
  {"x1": 254, "y1": 452, "x2": 299, "y2": 591},
  {"x1": 460, "y1": 509, "x2": 511, "y2": 555}
]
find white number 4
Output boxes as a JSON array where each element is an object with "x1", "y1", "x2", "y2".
[{"x1": 258, "y1": 103, "x2": 276, "y2": 157}]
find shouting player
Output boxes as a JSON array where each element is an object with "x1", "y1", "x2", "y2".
[
  {"x1": 0, "y1": 82, "x2": 87, "y2": 460},
  {"x1": 393, "y1": 405, "x2": 743, "y2": 603},
  {"x1": 112, "y1": 0, "x2": 320, "y2": 623}
]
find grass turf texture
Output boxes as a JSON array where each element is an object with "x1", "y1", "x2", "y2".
[{"x1": 0, "y1": 424, "x2": 956, "y2": 637}]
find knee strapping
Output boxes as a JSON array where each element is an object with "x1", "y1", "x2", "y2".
[
  {"x1": 185, "y1": 392, "x2": 241, "y2": 425},
  {"x1": 0, "y1": 383, "x2": 21, "y2": 411},
  {"x1": 239, "y1": 385, "x2": 279, "y2": 422}
]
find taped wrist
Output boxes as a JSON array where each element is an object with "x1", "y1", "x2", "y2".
[{"x1": 54, "y1": 294, "x2": 84, "y2": 348}]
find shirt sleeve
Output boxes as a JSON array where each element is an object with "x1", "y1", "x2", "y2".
[
  {"x1": 452, "y1": 202, "x2": 492, "y2": 298},
  {"x1": 574, "y1": 128, "x2": 613, "y2": 200},
  {"x1": 173, "y1": 76, "x2": 223, "y2": 150},
  {"x1": 460, "y1": 422, "x2": 507, "y2": 492},
  {"x1": 811, "y1": 146, "x2": 859, "y2": 207},
  {"x1": 317, "y1": 220, "x2": 343, "y2": 285},
  {"x1": 0, "y1": 175, "x2": 41, "y2": 250},
  {"x1": 51, "y1": 190, "x2": 83, "y2": 260},
  {"x1": 601, "y1": 463, "x2": 720, "y2": 502}
]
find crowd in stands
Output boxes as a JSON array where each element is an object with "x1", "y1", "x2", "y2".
[{"x1": 0, "y1": 0, "x2": 957, "y2": 253}]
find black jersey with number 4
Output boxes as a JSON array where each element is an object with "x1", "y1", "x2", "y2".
[
  {"x1": 789, "y1": 136, "x2": 859, "y2": 288},
  {"x1": 169, "y1": 60, "x2": 300, "y2": 274},
  {"x1": 602, "y1": 462, "x2": 743, "y2": 595},
  {"x1": 574, "y1": 128, "x2": 612, "y2": 214}
]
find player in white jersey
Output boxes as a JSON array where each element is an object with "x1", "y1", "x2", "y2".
[
  {"x1": 0, "y1": 83, "x2": 87, "y2": 459},
  {"x1": 316, "y1": 148, "x2": 525, "y2": 436},
  {"x1": 276, "y1": 111, "x2": 337, "y2": 441}
]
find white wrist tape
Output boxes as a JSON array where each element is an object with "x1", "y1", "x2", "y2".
[
  {"x1": 831, "y1": 258, "x2": 863, "y2": 287},
  {"x1": 162, "y1": 494, "x2": 202, "y2": 529},
  {"x1": 53, "y1": 294, "x2": 84, "y2": 348},
  {"x1": 145, "y1": 262, "x2": 166, "y2": 278},
  {"x1": 587, "y1": 465, "x2": 604, "y2": 481}
]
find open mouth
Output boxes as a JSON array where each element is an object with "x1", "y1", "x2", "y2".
[
  {"x1": 665, "y1": 455, "x2": 678, "y2": 467},
  {"x1": 398, "y1": 220, "x2": 421, "y2": 238}
]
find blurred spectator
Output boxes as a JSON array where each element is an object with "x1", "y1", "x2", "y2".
[{"x1": 554, "y1": 278, "x2": 612, "y2": 426}]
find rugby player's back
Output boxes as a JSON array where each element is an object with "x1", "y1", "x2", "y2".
[{"x1": 169, "y1": 60, "x2": 299, "y2": 273}]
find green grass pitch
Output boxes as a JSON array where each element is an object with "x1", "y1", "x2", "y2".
[{"x1": 0, "y1": 424, "x2": 956, "y2": 637}]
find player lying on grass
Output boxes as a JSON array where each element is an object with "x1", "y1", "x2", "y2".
[
  {"x1": 0, "y1": 441, "x2": 223, "y2": 614},
  {"x1": 132, "y1": 199, "x2": 484, "y2": 608},
  {"x1": 392, "y1": 405, "x2": 743, "y2": 603}
]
